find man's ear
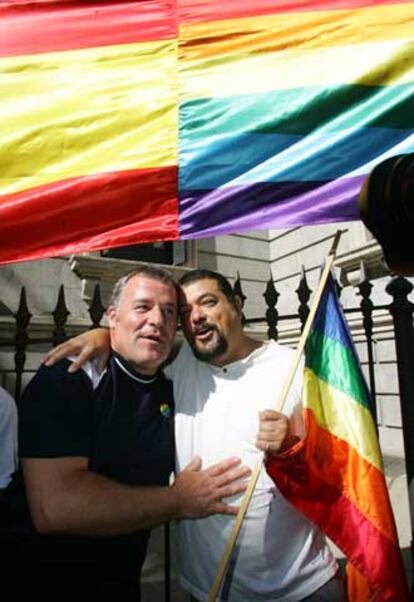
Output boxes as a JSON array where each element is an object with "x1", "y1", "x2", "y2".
[
  {"x1": 107, "y1": 305, "x2": 117, "y2": 329},
  {"x1": 234, "y1": 295, "x2": 243, "y2": 315}
]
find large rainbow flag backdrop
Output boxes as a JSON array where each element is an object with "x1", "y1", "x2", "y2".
[
  {"x1": 266, "y1": 270, "x2": 409, "y2": 601},
  {"x1": 0, "y1": 0, "x2": 413, "y2": 263}
]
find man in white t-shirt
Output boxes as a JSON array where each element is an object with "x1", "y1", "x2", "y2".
[
  {"x1": 44, "y1": 268, "x2": 345, "y2": 601},
  {"x1": 0, "y1": 386, "x2": 18, "y2": 492},
  {"x1": 165, "y1": 269, "x2": 343, "y2": 602}
]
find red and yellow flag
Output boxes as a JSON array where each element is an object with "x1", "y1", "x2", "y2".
[{"x1": 1, "y1": 1, "x2": 179, "y2": 261}]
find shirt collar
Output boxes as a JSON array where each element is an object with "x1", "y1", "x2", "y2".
[{"x1": 111, "y1": 350, "x2": 159, "y2": 384}]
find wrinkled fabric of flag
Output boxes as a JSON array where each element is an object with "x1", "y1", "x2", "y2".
[
  {"x1": 0, "y1": 0, "x2": 413, "y2": 263},
  {"x1": 266, "y1": 270, "x2": 409, "y2": 601}
]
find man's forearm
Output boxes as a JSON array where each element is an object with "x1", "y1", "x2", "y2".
[
  {"x1": 23, "y1": 456, "x2": 249, "y2": 537},
  {"x1": 31, "y1": 470, "x2": 182, "y2": 536}
]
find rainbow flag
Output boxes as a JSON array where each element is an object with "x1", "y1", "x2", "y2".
[
  {"x1": 0, "y1": 1, "x2": 413, "y2": 263},
  {"x1": 266, "y1": 270, "x2": 409, "y2": 601}
]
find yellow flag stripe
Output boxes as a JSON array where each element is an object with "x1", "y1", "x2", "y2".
[
  {"x1": 0, "y1": 40, "x2": 178, "y2": 197},
  {"x1": 304, "y1": 367, "x2": 383, "y2": 471},
  {"x1": 179, "y1": 37, "x2": 414, "y2": 101}
]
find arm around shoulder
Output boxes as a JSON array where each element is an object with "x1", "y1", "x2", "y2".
[{"x1": 43, "y1": 328, "x2": 110, "y2": 373}]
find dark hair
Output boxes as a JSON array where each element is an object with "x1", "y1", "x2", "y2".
[
  {"x1": 178, "y1": 269, "x2": 237, "y2": 307},
  {"x1": 110, "y1": 265, "x2": 177, "y2": 311}
]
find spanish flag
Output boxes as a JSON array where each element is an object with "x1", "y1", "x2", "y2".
[
  {"x1": 266, "y1": 270, "x2": 409, "y2": 601},
  {"x1": 0, "y1": 1, "x2": 179, "y2": 262},
  {"x1": 1, "y1": 1, "x2": 413, "y2": 263}
]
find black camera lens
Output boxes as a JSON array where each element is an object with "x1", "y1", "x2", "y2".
[{"x1": 358, "y1": 154, "x2": 414, "y2": 275}]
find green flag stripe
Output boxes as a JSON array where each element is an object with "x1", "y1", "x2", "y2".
[{"x1": 305, "y1": 330, "x2": 371, "y2": 410}]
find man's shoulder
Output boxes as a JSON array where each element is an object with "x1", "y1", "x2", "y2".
[
  {"x1": 259, "y1": 341, "x2": 303, "y2": 377},
  {"x1": 36, "y1": 358, "x2": 83, "y2": 379},
  {"x1": 68, "y1": 356, "x2": 106, "y2": 390},
  {"x1": 264, "y1": 339, "x2": 296, "y2": 360},
  {"x1": 25, "y1": 358, "x2": 94, "y2": 399}
]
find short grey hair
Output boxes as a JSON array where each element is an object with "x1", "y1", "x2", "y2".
[{"x1": 109, "y1": 265, "x2": 177, "y2": 312}]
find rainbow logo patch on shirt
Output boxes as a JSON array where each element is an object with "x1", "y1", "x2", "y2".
[{"x1": 160, "y1": 403, "x2": 171, "y2": 418}]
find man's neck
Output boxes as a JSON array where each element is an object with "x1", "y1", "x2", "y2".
[{"x1": 111, "y1": 350, "x2": 159, "y2": 382}]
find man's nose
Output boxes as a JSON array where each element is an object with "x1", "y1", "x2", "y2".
[
  {"x1": 148, "y1": 305, "x2": 164, "y2": 326},
  {"x1": 191, "y1": 307, "x2": 206, "y2": 325}
]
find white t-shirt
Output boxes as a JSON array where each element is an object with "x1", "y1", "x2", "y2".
[
  {"x1": 166, "y1": 340, "x2": 337, "y2": 601},
  {"x1": 0, "y1": 387, "x2": 18, "y2": 488}
]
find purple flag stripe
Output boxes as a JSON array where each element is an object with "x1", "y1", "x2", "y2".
[{"x1": 179, "y1": 176, "x2": 363, "y2": 239}]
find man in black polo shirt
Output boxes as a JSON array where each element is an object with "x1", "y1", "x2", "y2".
[{"x1": 1, "y1": 266, "x2": 249, "y2": 601}]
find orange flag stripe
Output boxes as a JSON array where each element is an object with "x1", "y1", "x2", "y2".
[{"x1": 303, "y1": 407, "x2": 398, "y2": 542}]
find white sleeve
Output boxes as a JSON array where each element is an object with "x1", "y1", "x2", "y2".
[{"x1": 0, "y1": 388, "x2": 18, "y2": 488}]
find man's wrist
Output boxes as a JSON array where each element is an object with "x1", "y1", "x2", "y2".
[
  {"x1": 267, "y1": 434, "x2": 301, "y2": 458},
  {"x1": 166, "y1": 481, "x2": 185, "y2": 519}
]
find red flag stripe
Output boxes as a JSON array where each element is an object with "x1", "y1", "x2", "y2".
[
  {"x1": 0, "y1": 167, "x2": 179, "y2": 264},
  {"x1": 0, "y1": 1, "x2": 176, "y2": 57}
]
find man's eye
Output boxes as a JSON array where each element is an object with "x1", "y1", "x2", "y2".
[
  {"x1": 135, "y1": 305, "x2": 147, "y2": 312},
  {"x1": 203, "y1": 299, "x2": 216, "y2": 307},
  {"x1": 163, "y1": 307, "x2": 176, "y2": 318}
]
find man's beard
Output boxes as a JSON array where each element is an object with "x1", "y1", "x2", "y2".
[{"x1": 191, "y1": 327, "x2": 228, "y2": 363}]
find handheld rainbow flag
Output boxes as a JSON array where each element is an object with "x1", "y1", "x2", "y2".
[
  {"x1": 0, "y1": 0, "x2": 413, "y2": 263},
  {"x1": 266, "y1": 270, "x2": 409, "y2": 601}
]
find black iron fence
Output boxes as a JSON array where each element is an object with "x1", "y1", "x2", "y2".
[{"x1": 0, "y1": 284, "x2": 106, "y2": 400}]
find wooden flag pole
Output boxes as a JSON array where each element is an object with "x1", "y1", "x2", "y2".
[{"x1": 207, "y1": 231, "x2": 342, "y2": 602}]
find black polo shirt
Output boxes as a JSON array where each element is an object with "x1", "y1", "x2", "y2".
[{"x1": 1, "y1": 353, "x2": 175, "y2": 601}]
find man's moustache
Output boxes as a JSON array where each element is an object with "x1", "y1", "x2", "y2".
[{"x1": 194, "y1": 323, "x2": 217, "y2": 336}]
